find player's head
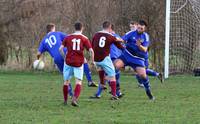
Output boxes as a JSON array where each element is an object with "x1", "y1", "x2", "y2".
[
  {"x1": 110, "y1": 24, "x2": 115, "y2": 33},
  {"x1": 102, "y1": 21, "x2": 112, "y2": 32},
  {"x1": 46, "y1": 23, "x2": 55, "y2": 33},
  {"x1": 129, "y1": 21, "x2": 138, "y2": 31},
  {"x1": 74, "y1": 22, "x2": 84, "y2": 32},
  {"x1": 137, "y1": 20, "x2": 147, "y2": 34}
]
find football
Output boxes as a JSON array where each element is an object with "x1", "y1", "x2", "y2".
[{"x1": 33, "y1": 60, "x2": 45, "y2": 70}]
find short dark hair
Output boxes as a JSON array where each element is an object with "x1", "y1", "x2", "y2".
[
  {"x1": 46, "y1": 23, "x2": 55, "y2": 33},
  {"x1": 111, "y1": 24, "x2": 114, "y2": 30},
  {"x1": 102, "y1": 21, "x2": 111, "y2": 29},
  {"x1": 138, "y1": 20, "x2": 147, "y2": 27},
  {"x1": 74, "y1": 22, "x2": 83, "y2": 30},
  {"x1": 130, "y1": 21, "x2": 138, "y2": 25}
]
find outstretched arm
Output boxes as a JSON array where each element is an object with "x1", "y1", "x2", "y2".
[
  {"x1": 37, "y1": 52, "x2": 42, "y2": 60},
  {"x1": 88, "y1": 48, "x2": 94, "y2": 64},
  {"x1": 59, "y1": 45, "x2": 65, "y2": 59}
]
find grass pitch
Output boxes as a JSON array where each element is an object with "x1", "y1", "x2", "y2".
[{"x1": 0, "y1": 71, "x2": 200, "y2": 124}]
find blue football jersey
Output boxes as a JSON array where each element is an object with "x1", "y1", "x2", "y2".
[
  {"x1": 122, "y1": 30, "x2": 149, "y2": 59},
  {"x1": 110, "y1": 33, "x2": 122, "y2": 59},
  {"x1": 38, "y1": 31, "x2": 67, "y2": 63}
]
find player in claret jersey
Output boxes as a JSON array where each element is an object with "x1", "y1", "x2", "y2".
[
  {"x1": 59, "y1": 22, "x2": 94, "y2": 106},
  {"x1": 95, "y1": 24, "x2": 124, "y2": 98},
  {"x1": 92, "y1": 21, "x2": 124, "y2": 100},
  {"x1": 37, "y1": 23, "x2": 96, "y2": 99}
]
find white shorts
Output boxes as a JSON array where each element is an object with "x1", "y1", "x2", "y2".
[
  {"x1": 63, "y1": 64, "x2": 84, "y2": 81},
  {"x1": 95, "y1": 56, "x2": 115, "y2": 77}
]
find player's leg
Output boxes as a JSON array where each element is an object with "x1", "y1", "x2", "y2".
[
  {"x1": 63, "y1": 80, "x2": 70, "y2": 105},
  {"x1": 89, "y1": 65, "x2": 105, "y2": 98},
  {"x1": 146, "y1": 68, "x2": 159, "y2": 76},
  {"x1": 111, "y1": 58, "x2": 123, "y2": 97},
  {"x1": 115, "y1": 68, "x2": 123, "y2": 97},
  {"x1": 135, "y1": 74, "x2": 144, "y2": 88},
  {"x1": 114, "y1": 59, "x2": 125, "y2": 70},
  {"x1": 106, "y1": 75, "x2": 117, "y2": 99},
  {"x1": 135, "y1": 66, "x2": 154, "y2": 100},
  {"x1": 144, "y1": 59, "x2": 163, "y2": 83},
  {"x1": 84, "y1": 58, "x2": 98, "y2": 87},
  {"x1": 146, "y1": 68, "x2": 164, "y2": 83},
  {"x1": 71, "y1": 65, "x2": 84, "y2": 107},
  {"x1": 62, "y1": 64, "x2": 73, "y2": 105},
  {"x1": 102, "y1": 57, "x2": 118, "y2": 99},
  {"x1": 56, "y1": 61, "x2": 74, "y2": 97},
  {"x1": 95, "y1": 68, "x2": 105, "y2": 98}
]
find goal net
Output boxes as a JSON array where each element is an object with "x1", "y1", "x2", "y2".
[{"x1": 168, "y1": 0, "x2": 200, "y2": 75}]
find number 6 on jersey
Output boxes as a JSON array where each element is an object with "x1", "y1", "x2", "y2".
[{"x1": 99, "y1": 36, "x2": 106, "y2": 48}]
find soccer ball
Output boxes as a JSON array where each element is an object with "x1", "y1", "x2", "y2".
[{"x1": 33, "y1": 60, "x2": 45, "y2": 70}]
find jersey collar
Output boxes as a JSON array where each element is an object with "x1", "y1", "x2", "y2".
[{"x1": 73, "y1": 31, "x2": 82, "y2": 35}]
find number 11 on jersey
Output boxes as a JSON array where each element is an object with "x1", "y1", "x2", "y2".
[{"x1": 72, "y1": 38, "x2": 81, "y2": 50}]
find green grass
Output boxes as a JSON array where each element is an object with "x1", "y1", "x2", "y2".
[{"x1": 0, "y1": 71, "x2": 200, "y2": 124}]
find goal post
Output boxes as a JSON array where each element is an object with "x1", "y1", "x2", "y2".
[
  {"x1": 164, "y1": 0, "x2": 171, "y2": 79},
  {"x1": 164, "y1": 0, "x2": 200, "y2": 78}
]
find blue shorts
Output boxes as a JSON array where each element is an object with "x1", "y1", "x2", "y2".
[
  {"x1": 119, "y1": 50, "x2": 145, "y2": 69},
  {"x1": 54, "y1": 58, "x2": 64, "y2": 73},
  {"x1": 63, "y1": 64, "x2": 84, "y2": 81},
  {"x1": 95, "y1": 56, "x2": 115, "y2": 77},
  {"x1": 145, "y1": 59, "x2": 149, "y2": 69},
  {"x1": 55, "y1": 61, "x2": 64, "y2": 73}
]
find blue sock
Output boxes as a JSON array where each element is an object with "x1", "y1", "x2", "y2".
[
  {"x1": 136, "y1": 74, "x2": 143, "y2": 85},
  {"x1": 141, "y1": 76, "x2": 154, "y2": 99},
  {"x1": 116, "y1": 70, "x2": 121, "y2": 96},
  {"x1": 141, "y1": 76, "x2": 150, "y2": 92},
  {"x1": 84, "y1": 63, "x2": 92, "y2": 82},
  {"x1": 68, "y1": 83, "x2": 73, "y2": 97},
  {"x1": 96, "y1": 83, "x2": 103, "y2": 96},
  {"x1": 116, "y1": 69, "x2": 120, "y2": 88},
  {"x1": 146, "y1": 69, "x2": 159, "y2": 77}
]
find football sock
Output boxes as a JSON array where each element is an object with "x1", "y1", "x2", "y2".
[
  {"x1": 68, "y1": 83, "x2": 73, "y2": 97},
  {"x1": 109, "y1": 81, "x2": 116, "y2": 96},
  {"x1": 63, "y1": 85, "x2": 68, "y2": 102},
  {"x1": 116, "y1": 71, "x2": 121, "y2": 96},
  {"x1": 96, "y1": 83, "x2": 103, "y2": 96},
  {"x1": 141, "y1": 76, "x2": 153, "y2": 99},
  {"x1": 98, "y1": 70, "x2": 105, "y2": 85},
  {"x1": 84, "y1": 63, "x2": 92, "y2": 82},
  {"x1": 146, "y1": 69, "x2": 159, "y2": 77},
  {"x1": 115, "y1": 69, "x2": 120, "y2": 87},
  {"x1": 74, "y1": 84, "x2": 81, "y2": 99},
  {"x1": 136, "y1": 74, "x2": 143, "y2": 85}
]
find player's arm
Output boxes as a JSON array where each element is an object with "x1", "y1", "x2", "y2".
[
  {"x1": 37, "y1": 39, "x2": 46, "y2": 60},
  {"x1": 85, "y1": 38, "x2": 94, "y2": 64},
  {"x1": 88, "y1": 48, "x2": 94, "y2": 64},
  {"x1": 59, "y1": 45, "x2": 65, "y2": 59},
  {"x1": 112, "y1": 36, "x2": 125, "y2": 50},
  {"x1": 116, "y1": 37, "x2": 124, "y2": 43},
  {"x1": 136, "y1": 40, "x2": 148, "y2": 52},
  {"x1": 136, "y1": 33, "x2": 150, "y2": 52},
  {"x1": 37, "y1": 52, "x2": 42, "y2": 60}
]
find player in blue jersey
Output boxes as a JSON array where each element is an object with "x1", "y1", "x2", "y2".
[
  {"x1": 36, "y1": 23, "x2": 74, "y2": 100},
  {"x1": 115, "y1": 20, "x2": 155, "y2": 100},
  {"x1": 129, "y1": 21, "x2": 138, "y2": 31},
  {"x1": 128, "y1": 21, "x2": 164, "y2": 87},
  {"x1": 36, "y1": 23, "x2": 97, "y2": 104},
  {"x1": 95, "y1": 24, "x2": 123, "y2": 98}
]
